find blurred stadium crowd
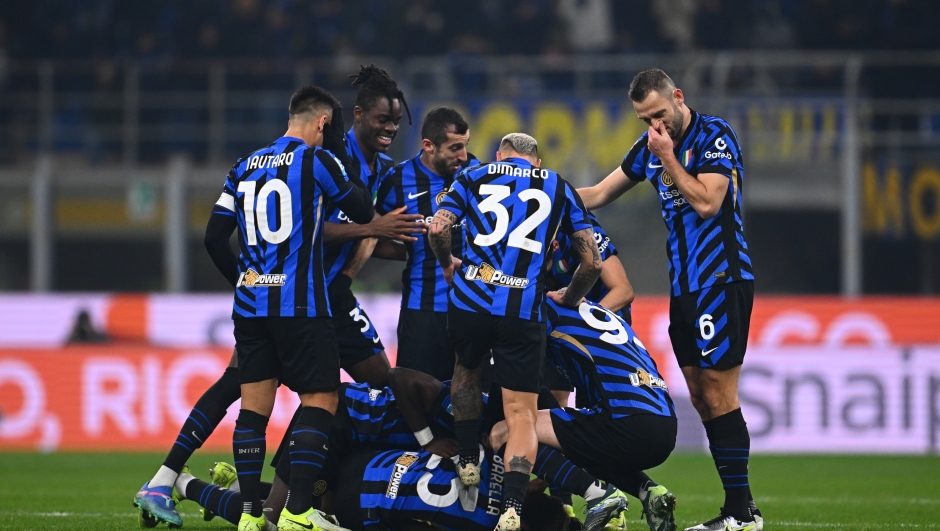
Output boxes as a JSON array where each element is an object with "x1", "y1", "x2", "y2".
[{"x1": 1, "y1": 0, "x2": 938, "y2": 62}]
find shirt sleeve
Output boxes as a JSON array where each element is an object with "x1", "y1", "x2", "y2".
[
  {"x1": 588, "y1": 212, "x2": 617, "y2": 260},
  {"x1": 558, "y1": 180, "x2": 592, "y2": 235},
  {"x1": 620, "y1": 134, "x2": 650, "y2": 182},
  {"x1": 694, "y1": 120, "x2": 742, "y2": 178},
  {"x1": 436, "y1": 172, "x2": 469, "y2": 219},
  {"x1": 211, "y1": 167, "x2": 238, "y2": 217},
  {"x1": 313, "y1": 147, "x2": 353, "y2": 204},
  {"x1": 374, "y1": 166, "x2": 400, "y2": 215}
]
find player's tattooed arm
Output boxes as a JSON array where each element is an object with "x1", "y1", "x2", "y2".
[
  {"x1": 450, "y1": 363, "x2": 483, "y2": 421},
  {"x1": 428, "y1": 209, "x2": 462, "y2": 285},
  {"x1": 508, "y1": 455, "x2": 534, "y2": 474},
  {"x1": 551, "y1": 227, "x2": 602, "y2": 307}
]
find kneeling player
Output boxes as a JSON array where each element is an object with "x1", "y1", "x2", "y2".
[{"x1": 491, "y1": 299, "x2": 679, "y2": 531}]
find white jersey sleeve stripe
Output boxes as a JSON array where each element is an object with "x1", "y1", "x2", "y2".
[{"x1": 215, "y1": 192, "x2": 235, "y2": 212}]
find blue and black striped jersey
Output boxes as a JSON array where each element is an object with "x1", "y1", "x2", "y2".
[
  {"x1": 551, "y1": 211, "x2": 617, "y2": 308},
  {"x1": 438, "y1": 158, "x2": 592, "y2": 321},
  {"x1": 545, "y1": 299, "x2": 675, "y2": 418},
  {"x1": 213, "y1": 136, "x2": 367, "y2": 318},
  {"x1": 375, "y1": 151, "x2": 480, "y2": 312},
  {"x1": 621, "y1": 110, "x2": 753, "y2": 296},
  {"x1": 321, "y1": 129, "x2": 394, "y2": 285},
  {"x1": 359, "y1": 447, "x2": 505, "y2": 531},
  {"x1": 340, "y1": 381, "x2": 454, "y2": 449}
]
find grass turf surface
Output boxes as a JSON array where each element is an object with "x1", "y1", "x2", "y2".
[{"x1": 1, "y1": 452, "x2": 938, "y2": 530}]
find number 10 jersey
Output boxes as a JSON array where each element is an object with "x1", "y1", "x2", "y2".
[
  {"x1": 437, "y1": 157, "x2": 591, "y2": 322},
  {"x1": 213, "y1": 136, "x2": 358, "y2": 318}
]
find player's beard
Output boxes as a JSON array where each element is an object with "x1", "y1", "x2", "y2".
[{"x1": 668, "y1": 100, "x2": 684, "y2": 140}]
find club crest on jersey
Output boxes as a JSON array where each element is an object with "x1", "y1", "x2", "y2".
[
  {"x1": 236, "y1": 269, "x2": 286, "y2": 288},
  {"x1": 386, "y1": 452, "x2": 419, "y2": 499},
  {"x1": 464, "y1": 263, "x2": 529, "y2": 288},
  {"x1": 435, "y1": 191, "x2": 448, "y2": 205},
  {"x1": 628, "y1": 368, "x2": 668, "y2": 391},
  {"x1": 660, "y1": 170, "x2": 674, "y2": 187},
  {"x1": 368, "y1": 388, "x2": 381, "y2": 401}
]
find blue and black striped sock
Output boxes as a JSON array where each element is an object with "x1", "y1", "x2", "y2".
[
  {"x1": 185, "y1": 477, "x2": 242, "y2": 526},
  {"x1": 164, "y1": 368, "x2": 240, "y2": 473},
  {"x1": 284, "y1": 407, "x2": 332, "y2": 515},
  {"x1": 233, "y1": 409, "x2": 268, "y2": 518},
  {"x1": 704, "y1": 408, "x2": 751, "y2": 521},
  {"x1": 533, "y1": 444, "x2": 601, "y2": 503}
]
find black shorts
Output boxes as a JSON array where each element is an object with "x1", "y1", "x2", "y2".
[
  {"x1": 233, "y1": 317, "x2": 340, "y2": 394},
  {"x1": 448, "y1": 306, "x2": 546, "y2": 394},
  {"x1": 668, "y1": 280, "x2": 754, "y2": 370},
  {"x1": 396, "y1": 308, "x2": 454, "y2": 381},
  {"x1": 541, "y1": 356, "x2": 574, "y2": 392},
  {"x1": 328, "y1": 274, "x2": 385, "y2": 368},
  {"x1": 333, "y1": 451, "x2": 384, "y2": 531},
  {"x1": 551, "y1": 409, "x2": 676, "y2": 487}
]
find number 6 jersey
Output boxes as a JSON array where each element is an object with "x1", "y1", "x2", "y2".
[
  {"x1": 213, "y1": 136, "x2": 374, "y2": 318},
  {"x1": 437, "y1": 158, "x2": 592, "y2": 322}
]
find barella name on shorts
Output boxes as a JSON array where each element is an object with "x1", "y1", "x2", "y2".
[
  {"x1": 465, "y1": 263, "x2": 530, "y2": 288},
  {"x1": 236, "y1": 269, "x2": 286, "y2": 288}
]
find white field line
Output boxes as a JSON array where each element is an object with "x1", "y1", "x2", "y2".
[{"x1": 678, "y1": 495, "x2": 940, "y2": 505}]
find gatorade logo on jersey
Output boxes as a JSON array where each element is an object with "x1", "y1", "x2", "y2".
[
  {"x1": 464, "y1": 263, "x2": 530, "y2": 288},
  {"x1": 236, "y1": 269, "x2": 286, "y2": 288},
  {"x1": 386, "y1": 452, "x2": 420, "y2": 499},
  {"x1": 628, "y1": 368, "x2": 668, "y2": 391}
]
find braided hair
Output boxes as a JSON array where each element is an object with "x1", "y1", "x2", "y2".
[{"x1": 349, "y1": 64, "x2": 412, "y2": 125}]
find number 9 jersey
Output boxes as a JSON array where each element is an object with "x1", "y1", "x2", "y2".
[
  {"x1": 437, "y1": 157, "x2": 592, "y2": 322},
  {"x1": 213, "y1": 136, "x2": 373, "y2": 318}
]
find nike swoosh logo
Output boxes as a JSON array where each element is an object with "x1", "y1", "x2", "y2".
[
  {"x1": 408, "y1": 191, "x2": 428, "y2": 199},
  {"x1": 702, "y1": 347, "x2": 718, "y2": 357},
  {"x1": 372, "y1": 336, "x2": 380, "y2": 343},
  {"x1": 294, "y1": 521, "x2": 314, "y2": 530},
  {"x1": 191, "y1": 431, "x2": 203, "y2": 444},
  {"x1": 648, "y1": 162, "x2": 663, "y2": 168},
  {"x1": 323, "y1": 444, "x2": 329, "y2": 450}
]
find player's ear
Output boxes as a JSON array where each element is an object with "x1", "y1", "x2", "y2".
[
  {"x1": 673, "y1": 88, "x2": 684, "y2": 105},
  {"x1": 353, "y1": 106, "x2": 363, "y2": 123},
  {"x1": 534, "y1": 158, "x2": 541, "y2": 168},
  {"x1": 495, "y1": 150, "x2": 503, "y2": 162},
  {"x1": 421, "y1": 138, "x2": 435, "y2": 153}
]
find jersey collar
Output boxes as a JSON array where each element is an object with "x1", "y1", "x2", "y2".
[{"x1": 278, "y1": 135, "x2": 305, "y2": 144}]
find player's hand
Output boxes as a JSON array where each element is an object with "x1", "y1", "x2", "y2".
[
  {"x1": 548, "y1": 287, "x2": 584, "y2": 308},
  {"x1": 423, "y1": 437, "x2": 459, "y2": 458},
  {"x1": 442, "y1": 256, "x2": 462, "y2": 286},
  {"x1": 370, "y1": 207, "x2": 426, "y2": 241},
  {"x1": 647, "y1": 121, "x2": 674, "y2": 162}
]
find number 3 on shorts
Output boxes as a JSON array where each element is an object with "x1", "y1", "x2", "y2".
[{"x1": 698, "y1": 314, "x2": 715, "y2": 340}]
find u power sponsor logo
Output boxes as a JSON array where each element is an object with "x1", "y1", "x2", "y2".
[
  {"x1": 386, "y1": 452, "x2": 419, "y2": 499},
  {"x1": 236, "y1": 269, "x2": 286, "y2": 288},
  {"x1": 465, "y1": 263, "x2": 530, "y2": 288},
  {"x1": 628, "y1": 368, "x2": 668, "y2": 391}
]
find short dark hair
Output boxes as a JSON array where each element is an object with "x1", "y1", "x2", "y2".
[
  {"x1": 521, "y1": 492, "x2": 571, "y2": 531},
  {"x1": 629, "y1": 68, "x2": 676, "y2": 102},
  {"x1": 289, "y1": 85, "x2": 340, "y2": 117},
  {"x1": 349, "y1": 64, "x2": 412, "y2": 125},
  {"x1": 421, "y1": 107, "x2": 469, "y2": 146}
]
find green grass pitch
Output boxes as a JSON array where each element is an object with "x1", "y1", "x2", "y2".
[{"x1": 1, "y1": 452, "x2": 938, "y2": 530}]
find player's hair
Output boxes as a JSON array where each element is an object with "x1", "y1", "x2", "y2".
[
  {"x1": 421, "y1": 107, "x2": 469, "y2": 146},
  {"x1": 288, "y1": 85, "x2": 340, "y2": 118},
  {"x1": 521, "y1": 492, "x2": 571, "y2": 531},
  {"x1": 499, "y1": 133, "x2": 538, "y2": 158},
  {"x1": 629, "y1": 68, "x2": 677, "y2": 102},
  {"x1": 349, "y1": 64, "x2": 412, "y2": 125}
]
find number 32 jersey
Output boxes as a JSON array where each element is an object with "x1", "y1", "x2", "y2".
[
  {"x1": 438, "y1": 158, "x2": 591, "y2": 322},
  {"x1": 213, "y1": 136, "x2": 360, "y2": 318}
]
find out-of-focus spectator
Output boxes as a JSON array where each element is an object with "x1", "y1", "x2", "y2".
[
  {"x1": 651, "y1": 0, "x2": 699, "y2": 51},
  {"x1": 556, "y1": 0, "x2": 614, "y2": 53}
]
